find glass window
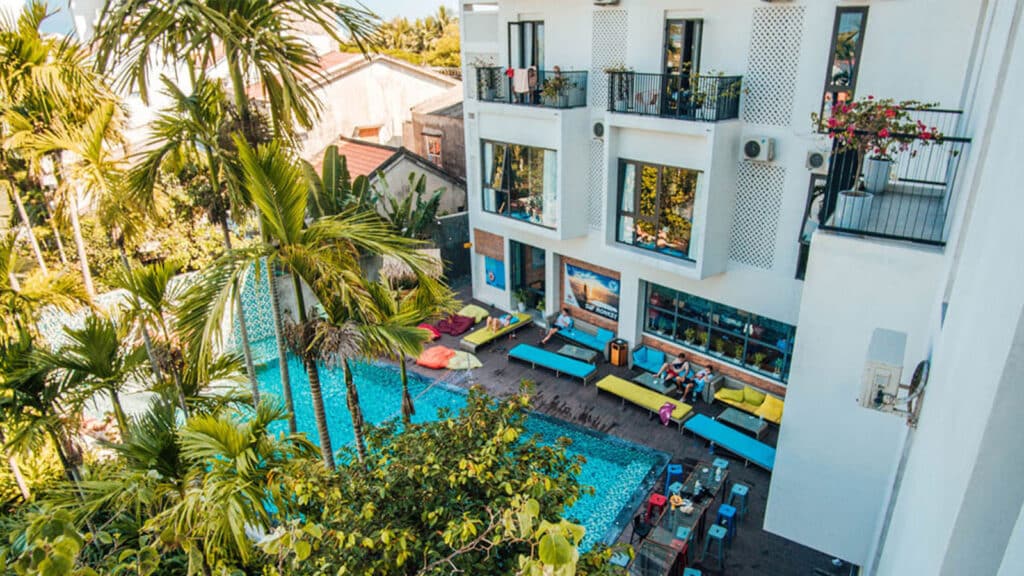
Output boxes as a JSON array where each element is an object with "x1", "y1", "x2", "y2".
[
  {"x1": 424, "y1": 135, "x2": 442, "y2": 167},
  {"x1": 642, "y1": 282, "x2": 797, "y2": 382},
  {"x1": 616, "y1": 160, "x2": 699, "y2": 260},
  {"x1": 481, "y1": 140, "x2": 557, "y2": 229},
  {"x1": 821, "y1": 7, "x2": 868, "y2": 121}
]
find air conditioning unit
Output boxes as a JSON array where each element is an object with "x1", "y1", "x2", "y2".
[
  {"x1": 592, "y1": 121, "x2": 605, "y2": 140},
  {"x1": 742, "y1": 136, "x2": 774, "y2": 162},
  {"x1": 858, "y1": 329, "x2": 906, "y2": 413},
  {"x1": 806, "y1": 148, "x2": 829, "y2": 174}
]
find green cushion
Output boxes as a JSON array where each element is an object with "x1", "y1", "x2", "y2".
[
  {"x1": 447, "y1": 351, "x2": 482, "y2": 370},
  {"x1": 743, "y1": 386, "x2": 766, "y2": 406},
  {"x1": 457, "y1": 304, "x2": 490, "y2": 323},
  {"x1": 717, "y1": 387, "x2": 745, "y2": 403}
]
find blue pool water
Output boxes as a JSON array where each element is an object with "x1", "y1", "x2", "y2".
[{"x1": 255, "y1": 344, "x2": 667, "y2": 551}]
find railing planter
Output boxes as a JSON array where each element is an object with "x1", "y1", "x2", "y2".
[
  {"x1": 606, "y1": 71, "x2": 742, "y2": 122},
  {"x1": 833, "y1": 190, "x2": 874, "y2": 229},
  {"x1": 474, "y1": 66, "x2": 588, "y2": 109},
  {"x1": 862, "y1": 157, "x2": 893, "y2": 194}
]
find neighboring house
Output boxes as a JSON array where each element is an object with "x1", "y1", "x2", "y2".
[
  {"x1": 460, "y1": 2, "x2": 1020, "y2": 575},
  {"x1": 311, "y1": 137, "x2": 466, "y2": 217},
  {"x1": 248, "y1": 51, "x2": 461, "y2": 157},
  {"x1": 403, "y1": 86, "x2": 466, "y2": 180}
]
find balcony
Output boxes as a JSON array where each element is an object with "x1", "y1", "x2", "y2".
[
  {"x1": 475, "y1": 66, "x2": 588, "y2": 109},
  {"x1": 818, "y1": 109, "x2": 971, "y2": 246},
  {"x1": 606, "y1": 72, "x2": 742, "y2": 122}
]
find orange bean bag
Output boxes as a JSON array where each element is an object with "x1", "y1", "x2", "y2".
[{"x1": 416, "y1": 346, "x2": 456, "y2": 369}]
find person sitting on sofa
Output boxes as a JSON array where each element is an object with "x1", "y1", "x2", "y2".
[
  {"x1": 540, "y1": 308, "x2": 573, "y2": 345},
  {"x1": 486, "y1": 313, "x2": 519, "y2": 335},
  {"x1": 687, "y1": 365, "x2": 715, "y2": 402},
  {"x1": 656, "y1": 352, "x2": 692, "y2": 395}
]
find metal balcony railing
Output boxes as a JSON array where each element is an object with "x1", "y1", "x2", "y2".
[
  {"x1": 475, "y1": 66, "x2": 588, "y2": 109},
  {"x1": 817, "y1": 108, "x2": 971, "y2": 246},
  {"x1": 606, "y1": 71, "x2": 742, "y2": 122}
]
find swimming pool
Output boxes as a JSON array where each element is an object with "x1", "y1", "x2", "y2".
[{"x1": 255, "y1": 345, "x2": 668, "y2": 552}]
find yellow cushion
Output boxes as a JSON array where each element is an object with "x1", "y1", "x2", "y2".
[
  {"x1": 447, "y1": 351, "x2": 483, "y2": 370},
  {"x1": 717, "y1": 387, "x2": 745, "y2": 403},
  {"x1": 457, "y1": 304, "x2": 490, "y2": 323},
  {"x1": 754, "y1": 394, "x2": 784, "y2": 424},
  {"x1": 743, "y1": 386, "x2": 766, "y2": 406}
]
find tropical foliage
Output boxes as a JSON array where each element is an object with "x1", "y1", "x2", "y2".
[{"x1": 362, "y1": 6, "x2": 461, "y2": 67}]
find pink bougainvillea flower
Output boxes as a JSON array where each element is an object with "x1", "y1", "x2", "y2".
[
  {"x1": 827, "y1": 117, "x2": 838, "y2": 128},
  {"x1": 878, "y1": 128, "x2": 890, "y2": 138},
  {"x1": 867, "y1": 95, "x2": 874, "y2": 100},
  {"x1": 505, "y1": 67, "x2": 514, "y2": 78},
  {"x1": 885, "y1": 109, "x2": 896, "y2": 118}
]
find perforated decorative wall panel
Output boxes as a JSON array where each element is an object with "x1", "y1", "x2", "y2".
[
  {"x1": 590, "y1": 10, "x2": 628, "y2": 109},
  {"x1": 729, "y1": 162, "x2": 786, "y2": 269},
  {"x1": 742, "y1": 6, "x2": 806, "y2": 126},
  {"x1": 588, "y1": 139, "x2": 605, "y2": 230}
]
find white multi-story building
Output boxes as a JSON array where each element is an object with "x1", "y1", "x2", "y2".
[{"x1": 460, "y1": 1, "x2": 1022, "y2": 574}]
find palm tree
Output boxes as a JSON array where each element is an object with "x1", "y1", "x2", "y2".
[
  {"x1": 0, "y1": 233, "x2": 85, "y2": 346},
  {"x1": 302, "y1": 145, "x2": 377, "y2": 219},
  {"x1": 179, "y1": 140, "x2": 435, "y2": 468},
  {"x1": 378, "y1": 172, "x2": 444, "y2": 239},
  {"x1": 41, "y1": 313, "x2": 147, "y2": 434}
]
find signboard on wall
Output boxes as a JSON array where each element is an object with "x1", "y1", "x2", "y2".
[
  {"x1": 485, "y1": 256, "x2": 505, "y2": 290},
  {"x1": 564, "y1": 263, "x2": 620, "y2": 321}
]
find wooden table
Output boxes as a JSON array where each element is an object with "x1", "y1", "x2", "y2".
[
  {"x1": 556, "y1": 344, "x2": 599, "y2": 364},
  {"x1": 717, "y1": 407, "x2": 769, "y2": 439}
]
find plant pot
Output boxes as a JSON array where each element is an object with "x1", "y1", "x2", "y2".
[
  {"x1": 614, "y1": 99, "x2": 628, "y2": 112},
  {"x1": 517, "y1": 301, "x2": 526, "y2": 312},
  {"x1": 482, "y1": 87, "x2": 496, "y2": 101},
  {"x1": 863, "y1": 157, "x2": 894, "y2": 194},
  {"x1": 833, "y1": 190, "x2": 875, "y2": 229}
]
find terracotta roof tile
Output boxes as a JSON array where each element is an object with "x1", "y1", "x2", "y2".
[{"x1": 311, "y1": 138, "x2": 398, "y2": 177}]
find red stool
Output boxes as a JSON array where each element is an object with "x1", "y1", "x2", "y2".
[
  {"x1": 671, "y1": 538, "x2": 689, "y2": 568},
  {"x1": 646, "y1": 493, "x2": 668, "y2": 521}
]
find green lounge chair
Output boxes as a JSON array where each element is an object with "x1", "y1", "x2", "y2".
[{"x1": 459, "y1": 313, "x2": 532, "y2": 352}]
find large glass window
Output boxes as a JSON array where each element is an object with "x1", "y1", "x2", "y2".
[
  {"x1": 821, "y1": 7, "x2": 868, "y2": 121},
  {"x1": 482, "y1": 140, "x2": 557, "y2": 228},
  {"x1": 616, "y1": 160, "x2": 698, "y2": 260},
  {"x1": 643, "y1": 282, "x2": 797, "y2": 382}
]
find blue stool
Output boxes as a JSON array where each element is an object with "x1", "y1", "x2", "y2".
[
  {"x1": 675, "y1": 526, "x2": 692, "y2": 542},
  {"x1": 712, "y1": 457, "x2": 730, "y2": 471},
  {"x1": 683, "y1": 569, "x2": 702, "y2": 576},
  {"x1": 665, "y1": 463, "x2": 685, "y2": 496},
  {"x1": 729, "y1": 483, "x2": 750, "y2": 520},
  {"x1": 609, "y1": 551, "x2": 630, "y2": 567},
  {"x1": 717, "y1": 503, "x2": 737, "y2": 544},
  {"x1": 702, "y1": 524, "x2": 727, "y2": 570}
]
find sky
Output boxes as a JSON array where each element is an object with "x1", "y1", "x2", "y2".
[{"x1": 18, "y1": 0, "x2": 458, "y2": 37}]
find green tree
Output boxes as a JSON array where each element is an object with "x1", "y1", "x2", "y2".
[{"x1": 379, "y1": 172, "x2": 444, "y2": 240}]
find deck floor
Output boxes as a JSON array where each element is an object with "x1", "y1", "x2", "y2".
[{"x1": 406, "y1": 289, "x2": 850, "y2": 576}]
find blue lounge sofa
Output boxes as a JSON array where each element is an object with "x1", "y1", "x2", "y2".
[
  {"x1": 683, "y1": 414, "x2": 776, "y2": 471},
  {"x1": 557, "y1": 325, "x2": 615, "y2": 356},
  {"x1": 632, "y1": 345, "x2": 666, "y2": 374},
  {"x1": 508, "y1": 344, "x2": 597, "y2": 384}
]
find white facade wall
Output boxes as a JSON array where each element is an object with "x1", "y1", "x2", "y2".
[{"x1": 302, "y1": 62, "x2": 458, "y2": 156}]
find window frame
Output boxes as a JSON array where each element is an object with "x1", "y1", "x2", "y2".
[
  {"x1": 615, "y1": 158, "x2": 699, "y2": 261},
  {"x1": 643, "y1": 282, "x2": 797, "y2": 383},
  {"x1": 480, "y1": 139, "x2": 557, "y2": 229},
  {"x1": 508, "y1": 20, "x2": 545, "y2": 70},
  {"x1": 424, "y1": 134, "x2": 443, "y2": 167},
  {"x1": 821, "y1": 6, "x2": 869, "y2": 121}
]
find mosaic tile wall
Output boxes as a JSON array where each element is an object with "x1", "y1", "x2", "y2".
[{"x1": 231, "y1": 261, "x2": 277, "y2": 361}]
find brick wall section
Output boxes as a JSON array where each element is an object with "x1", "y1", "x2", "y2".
[
  {"x1": 558, "y1": 256, "x2": 620, "y2": 332},
  {"x1": 473, "y1": 229, "x2": 504, "y2": 260},
  {"x1": 641, "y1": 335, "x2": 788, "y2": 398}
]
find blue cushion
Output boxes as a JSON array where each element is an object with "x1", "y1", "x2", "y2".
[
  {"x1": 683, "y1": 415, "x2": 776, "y2": 471},
  {"x1": 508, "y1": 344, "x2": 596, "y2": 380},
  {"x1": 632, "y1": 346, "x2": 665, "y2": 373},
  {"x1": 595, "y1": 328, "x2": 615, "y2": 344}
]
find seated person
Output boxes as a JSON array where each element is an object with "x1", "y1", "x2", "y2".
[
  {"x1": 486, "y1": 313, "x2": 519, "y2": 335},
  {"x1": 687, "y1": 366, "x2": 715, "y2": 402},
  {"x1": 541, "y1": 308, "x2": 573, "y2": 345},
  {"x1": 656, "y1": 352, "x2": 692, "y2": 394}
]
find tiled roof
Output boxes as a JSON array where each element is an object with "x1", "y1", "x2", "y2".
[{"x1": 311, "y1": 137, "x2": 398, "y2": 177}]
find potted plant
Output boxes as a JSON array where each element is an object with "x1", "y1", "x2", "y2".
[
  {"x1": 752, "y1": 352, "x2": 767, "y2": 370},
  {"x1": 714, "y1": 339, "x2": 726, "y2": 356},
  {"x1": 732, "y1": 344, "x2": 744, "y2": 362},
  {"x1": 696, "y1": 331, "x2": 709, "y2": 349},
  {"x1": 472, "y1": 56, "x2": 497, "y2": 100},
  {"x1": 684, "y1": 327, "x2": 696, "y2": 344},
  {"x1": 541, "y1": 70, "x2": 572, "y2": 107},
  {"x1": 812, "y1": 97, "x2": 947, "y2": 225},
  {"x1": 514, "y1": 288, "x2": 530, "y2": 312},
  {"x1": 604, "y1": 63, "x2": 633, "y2": 112}
]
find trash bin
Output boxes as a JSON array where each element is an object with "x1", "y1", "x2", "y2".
[{"x1": 610, "y1": 339, "x2": 629, "y2": 367}]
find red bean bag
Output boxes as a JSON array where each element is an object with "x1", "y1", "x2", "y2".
[
  {"x1": 436, "y1": 314, "x2": 474, "y2": 337},
  {"x1": 417, "y1": 323, "x2": 441, "y2": 341},
  {"x1": 416, "y1": 346, "x2": 456, "y2": 369}
]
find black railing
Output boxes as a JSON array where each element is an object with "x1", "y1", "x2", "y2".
[
  {"x1": 818, "y1": 109, "x2": 971, "y2": 246},
  {"x1": 607, "y1": 72, "x2": 742, "y2": 122},
  {"x1": 475, "y1": 66, "x2": 588, "y2": 109}
]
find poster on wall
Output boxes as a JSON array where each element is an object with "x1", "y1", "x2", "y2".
[
  {"x1": 564, "y1": 263, "x2": 620, "y2": 321},
  {"x1": 485, "y1": 257, "x2": 505, "y2": 290}
]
